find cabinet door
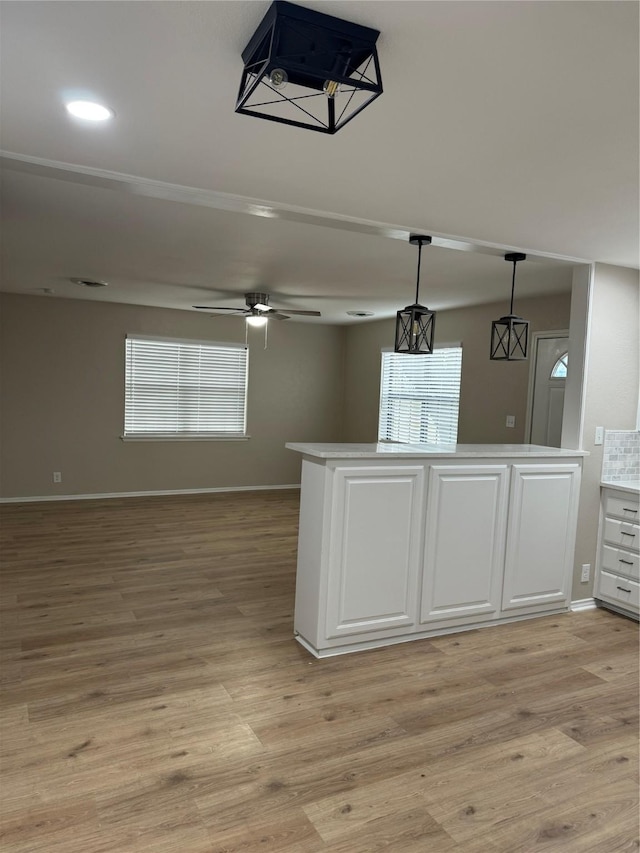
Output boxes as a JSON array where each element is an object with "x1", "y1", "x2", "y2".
[
  {"x1": 420, "y1": 465, "x2": 509, "y2": 624},
  {"x1": 502, "y1": 463, "x2": 581, "y2": 612},
  {"x1": 325, "y1": 465, "x2": 425, "y2": 639}
]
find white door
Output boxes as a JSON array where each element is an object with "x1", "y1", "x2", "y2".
[{"x1": 528, "y1": 335, "x2": 568, "y2": 447}]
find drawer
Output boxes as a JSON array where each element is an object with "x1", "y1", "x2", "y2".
[
  {"x1": 597, "y1": 570, "x2": 640, "y2": 612},
  {"x1": 601, "y1": 544, "x2": 640, "y2": 582},
  {"x1": 603, "y1": 518, "x2": 640, "y2": 553},
  {"x1": 604, "y1": 493, "x2": 639, "y2": 522}
]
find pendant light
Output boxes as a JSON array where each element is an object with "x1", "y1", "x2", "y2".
[
  {"x1": 394, "y1": 235, "x2": 435, "y2": 355},
  {"x1": 490, "y1": 252, "x2": 529, "y2": 360}
]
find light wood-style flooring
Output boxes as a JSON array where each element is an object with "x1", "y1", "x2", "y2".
[{"x1": 1, "y1": 490, "x2": 638, "y2": 852}]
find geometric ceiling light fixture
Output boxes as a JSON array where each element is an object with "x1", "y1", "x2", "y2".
[
  {"x1": 235, "y1": 0, "x2": 382, "y2": 134},
  {"x1": 490, "y1": 252, "x2": 529, "y2": 361},
  {"x1": 394, "y1": 235, "x2": 436, "y2": 355}
]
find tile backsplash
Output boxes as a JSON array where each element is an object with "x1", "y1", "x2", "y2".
[{"x1": 602, "y1": 430, "x2": 640, "y2": 481}]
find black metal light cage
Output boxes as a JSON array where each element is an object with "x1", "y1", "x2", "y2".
[
  {"x1": 490, "y1": 252, "x2": 529, "y2": 361},
  {"x1": 236, "y1": 0, "x2": 382, "y2": 134},
  {"x1": 394, "y1": 236, "x2": 435, "y2": 355}
]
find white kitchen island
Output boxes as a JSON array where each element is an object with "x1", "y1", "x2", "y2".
[{"x1": 286, "y1": 442, "x2": 587, "y2": 657}]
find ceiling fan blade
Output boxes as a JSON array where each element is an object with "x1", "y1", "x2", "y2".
[
  {"x1": 192, "y1": 306, "x2": 246, "y2": 313},
  {"x1": 192, "y1": 299, "x2": 321, "y2": 319}
]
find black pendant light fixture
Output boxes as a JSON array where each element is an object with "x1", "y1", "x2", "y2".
[
  {"x1": 236, "y1": 1, "x2": 382, "y2": 135},
  {"x1": 490, "y1": 252, "x2": 529, "y2": 361},
  {"x1": 394, "y1": 236, "x2": 435, "y2": 355}
]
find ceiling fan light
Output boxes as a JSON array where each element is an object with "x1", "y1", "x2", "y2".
[{"x1": 246, "y1": 315, "x2": 268, "y2": 327}]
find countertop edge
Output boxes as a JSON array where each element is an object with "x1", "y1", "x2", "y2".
[
  {"x1": 600, "y1": 480, "x2": 640, "y2": 495},
  {"x1": 286, "y1": 442, "x2": 589, "y2": 460}
]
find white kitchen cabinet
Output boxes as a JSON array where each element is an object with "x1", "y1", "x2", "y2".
[
  {"x1": 502, "y1": 464, "x2": 581, "y2": 613},
  {"x1": 420, "y1": 464, "x2": 509, "y2": 625},
  {"x1": 325, "y1": 465, "x2": 425, "y2": 639},
  {"x1": 594, "y1": 486, "x2": 640, "y2": 620},
  {"x1": 293, "y1": 459, "x2": 426, "y2": 654},
  {"x1": 288, "y1": 444, "x2": 586, "y2": 657}
]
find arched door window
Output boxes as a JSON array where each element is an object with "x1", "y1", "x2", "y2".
[{"x1": 550, "y1": 352, "x2": 568, "y2": 379}]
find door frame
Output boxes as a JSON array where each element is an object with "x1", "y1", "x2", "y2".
[{"x1": 525, "y1": 329, "x2": 570, "y2": 444}]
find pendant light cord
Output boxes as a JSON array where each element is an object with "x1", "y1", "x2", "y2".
[
  {"x1": 415, "y1": 239, "x2": 423, "y2": 305},
  {"x1": 509, "y1": 258, "x2": 517, "y2": 315}
]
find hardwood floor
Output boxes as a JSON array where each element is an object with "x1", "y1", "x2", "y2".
[{"x1": 0, "y1": 490, "x2": 638, "y2": 852}]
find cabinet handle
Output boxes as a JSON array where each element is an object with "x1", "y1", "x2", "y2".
[
  {"x1": 619, "y1": 559, "x2": 634, "y2": 565},
  {"x1": 622, "y1": 507, "x2": 638, "y2": 513},
  {"x1": 620, "y1": 531, "x2": 636, "y2": 537},
  {"x1": 616, "y1": 586, "x2": 632, "y2": 593}
]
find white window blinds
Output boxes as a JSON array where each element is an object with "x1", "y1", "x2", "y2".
[
  {"x1": 124, "y1": 336, "x2": 248, "y2": 438},
  {"x1": 378, "y1": 346, "x2": 462, "y2": 444}
]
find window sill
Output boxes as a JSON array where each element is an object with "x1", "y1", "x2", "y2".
[{"x1": 121, "y1": 435, "x2": 251, "y2": 442}]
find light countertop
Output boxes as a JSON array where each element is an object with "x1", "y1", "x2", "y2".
[
  {"x1": 286, "y1": 442, "x2": 589, "y2": 460},
  {"x1": 601, "y1": 480, "x2": 640, "y2": 496}
]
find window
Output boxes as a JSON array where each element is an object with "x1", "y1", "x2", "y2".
[
  {"x1": 378, "y1": 346, "x2": 462, "y2": 444},
  {"x1": 124, "y1": 335, "x2": 248, "y2": 438},
  {"x1": 550, "y1": 352, "x2": 568, "y2": 379}
]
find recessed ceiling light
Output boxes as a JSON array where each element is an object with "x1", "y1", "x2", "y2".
[
  {"x1": 71, "y1": 277, "x2": 109, "y2": 288},
  {"x1": 347, "y1": 310, "x2": 375, "y2": 317},
  {"x1": 65, "y1": 100, "x2": 114, "y2": 121}
]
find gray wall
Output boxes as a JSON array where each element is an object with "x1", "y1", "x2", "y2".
[
  {"x1": 572, "y1": 263, "x2": 640, "y2": 600},
  {"x1": 0, "y1": 294, "x2": 346, "y2": 497},
  {"x1": 0, "y1": 291, "x2": 574, "y2": 499},
  {"x1": 342, "y1": 292, "x2": 572, "y2": 443}
]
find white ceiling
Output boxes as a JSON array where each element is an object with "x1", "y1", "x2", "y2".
[{"x1": 1, "y1": 1, "x2": 638, "y2": 324}]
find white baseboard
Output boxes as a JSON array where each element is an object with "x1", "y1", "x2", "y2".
[
  {"x1": 570, "y1": 598, "x2": 597, "y2": 612},
  {"x1": 0, "y1": 484, "x2": 301, "y2": 504}
]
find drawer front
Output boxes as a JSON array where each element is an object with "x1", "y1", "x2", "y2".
[
  {"x1": 604, "y1": 493, "x2": 639, "y2": 522},
  {"x1": 601, "y1": 544, "x2": 640, "y2": 582},
  {"x1": 603, "y1": 518, "x2": 640, "y2": 553},
  {"x1": 597, "y1": 570, "x2": 640, "y2": 612}
]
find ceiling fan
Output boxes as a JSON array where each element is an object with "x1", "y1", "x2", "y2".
[{"x1": 193, "y1": 292, "x2": 321, "y2": 323}]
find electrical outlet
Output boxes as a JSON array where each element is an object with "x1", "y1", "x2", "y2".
[
  {"x1": 581, "y1": 563, "x2": 590, "y2": 582},
  {"x1": 506, "y1": 415, "x2": 516, "y2": 428},
  {"x1": 594, "y1": 426, "x2": 604, "y2": 445},
  {"x1": 53, "y1": 471, "x2": 62, "y2": 483}
]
